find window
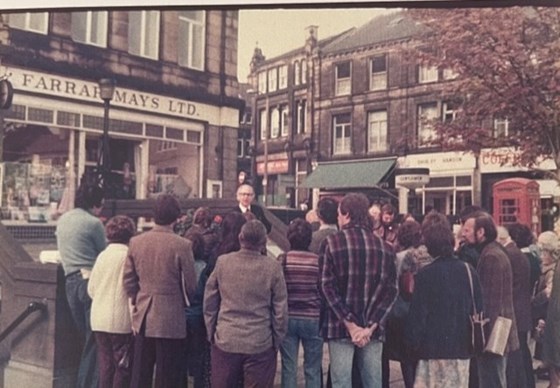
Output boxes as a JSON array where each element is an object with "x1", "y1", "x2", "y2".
[
  {"x1": 419, "y1": 64, "x2": 438, "y2": 83},
  {"x1": 259, "y1": 109, "x2": 267, "y2": 140},
  {"x1": 279, "y1": 65, "x2": 288, "y2": 89},
  {"x1": 128, "y1": 11, "x2": 160, "y2": 59},
  {"x1": 296, "y1": 100, "x2": 307, "y2": 134},
  {"x1": 270, "y1": 108, "x2": 280, "y2": 138},
  {"x1": 178, "y1": 11, "x2": 205, "y2": 70},
  {"x1": 333, "y1": 114, "x2": 352, "y2": 155},
  {"x1": 71, "y1": 11, "x2": 108, "y2": 47},
  {"x1": 268, "y1": 68, "x2": 278, "y2": 92},
  {"x1": 418, "y1": 103, "x2": 438, "y2": 146},
  {"x1": 301, "y1": 60, "x2": 307, "y2": 84},
  {"x1": 294, "y1": 61, "x2": 301, "y2": 86},
  {"x1": 335, "y1": 62, "x2": 351, "y2": 96},
  {"x1": 443, "y1": 68, "x2": 458, "y2": 80},
  {"x1": 280, "y1": 106, "x2": 289, "y2": 137},
  {"x1": 370, "y1": 55, "x2": 387, "y2": 90},
  {"x1": 9, "y1": 12, "x2": 48, "y2": 34},
  {"x1": 442, "y1": 102, "x2": 458, "y2": 123},
  {"x1": 257, "y1": 72, "x2": 267, "y2": 94},
  {"x1": 237, "y1": 138, "x2": 251, "y2": 158},
  {"x1": 494, "y1": 118, "x2": 509, "y2": 137},
  {"x1": 368, "y1": 110, "x2": 388, "y2": 152}
]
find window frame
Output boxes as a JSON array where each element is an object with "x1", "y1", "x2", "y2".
[
  {"x1": 278, "y1": 65, "x2": 288, "y2": 89},
  {"x1": 369, "y1": 55, "x2": 388, "y2": 91},
  {"x1": 71, "y1": 11, "x2": 108, "y2": 47},
  {"x1": 259, "y1": 109, "x2": 267, "y2": 140},
  {"x1": 257, "y1": 72, "x2": 267, "y2": 94},
  {"x1": 268, "y1": 68, "x2": 278, "y2": 93},
  {"x1": 335, "y1": 61, "x2": 351, "y2": 96},
  {"x1": 270, "y1": 108, "x2": 280, "y2": 138},
  {"x1": 280, "y1": 106, "x2": 289, "y2": 137},
  {"x1": 417, "y1": 102, "x2": 439, "y2": 146},
  {"x1": 493, "y1": 118, "x2": 510, "y2": 138},
  {"x1": 367, "y1": 110, "x2": 388, "y2": 153},
  {"x1": 128, "y1": 10, "x2": 160, "y2": 60},
  {"x1": 418, "y1": 64, "x2": 438, "y2": 84},
  {"x1": 295, "y1": 100, "x2": 307, "y2": 134},
  {"x1": 177, "y1": 10, "x2": 206, "y2": 71},
  {"x1": 294, "y1": 61, "x2": 301, "y2": 86},
  {"x1": 301, "y1": 60, "x2": 308, "y2": 84},
  {"x1": 8, "y1": 12, "x2": 49, "y2": 34},
  {"x1": 333, "y1": 113, "x2": 352, "y2": 155}
]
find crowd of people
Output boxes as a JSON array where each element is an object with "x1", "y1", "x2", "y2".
[{"x1": 55, "y1": 181, "x2": 560, "y2": 388}]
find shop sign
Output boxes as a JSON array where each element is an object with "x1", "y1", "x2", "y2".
[
  {"x1": 9, "y1": 68, "x2": 236, "y2": 126},
  {"x1": 479, "y1": 147, "x2": 556, "y2": 173},
  {"x1": 402, "y1": 151, "x2": 475, "y2": 172},
  {"x1": 257, "y1": 160, "x2": 289, "y2": 175},
  {"x1": 395, "y1": 168, "x2": 430, "y2": 189}
]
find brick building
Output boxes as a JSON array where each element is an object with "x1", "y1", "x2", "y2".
[{"x1": 0, "y1": 9, "x2": 242, "y2": 223}]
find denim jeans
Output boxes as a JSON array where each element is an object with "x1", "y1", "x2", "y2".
[
  {"x1": 280, "y1": 318, "x2": 323, "y2": 388},
  {"x1": 477, "y1": 352, "x2": 507, "y2": 388},
  {"x1": 65, "y1": 273, "x2": 99, "y2": 388},
  {"x1": 328, "y1": 338, "x2": 382, "y2": 388}
]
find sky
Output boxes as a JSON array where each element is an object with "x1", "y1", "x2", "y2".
[{"x1": 237, "y1": 8, "x2": 395, "y2": 82}]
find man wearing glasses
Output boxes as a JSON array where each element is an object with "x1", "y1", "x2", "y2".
[{"x1": 233, "y1": 184, "x2": 272, "y2": 234}]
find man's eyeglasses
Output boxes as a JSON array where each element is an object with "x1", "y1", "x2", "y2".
[{"x1": 239, "y1": 192, "x2": 254, "y2": 197}]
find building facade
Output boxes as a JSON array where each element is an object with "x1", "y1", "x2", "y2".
[
  {"x1": 246, "y1": 11, "x2": 557, "y2": 219},
  {"x1": 0, "y1": 9, "x2": 242, "y2": 224}
]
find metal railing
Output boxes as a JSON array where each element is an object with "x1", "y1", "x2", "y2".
[{"x1": 0, "y1": 300, "x2": 47, "y2": 343}]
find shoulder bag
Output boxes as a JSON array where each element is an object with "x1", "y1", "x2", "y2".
[{"x1": 465, "y1": 262, "x2": 487, "y2": 354}]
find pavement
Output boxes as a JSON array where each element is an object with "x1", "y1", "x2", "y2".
[{"x1": 19, "y1": 242, "x2": 550, "y2": 387}]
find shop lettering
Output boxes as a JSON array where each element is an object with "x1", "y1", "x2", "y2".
[
  {"x1": 20, "y1": 72, "x2": 198, "y2": 118},
  {"x1": 114, "y1": 90, "x2": 159, "y2": 110},
  {"x1": 481, "y1": 151, "x2": 521, "y2": 166}
]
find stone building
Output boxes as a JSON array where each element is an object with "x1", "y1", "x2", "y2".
[
  {"x1": 0, "y1": 9, "x2": 242, "y2": 223},
  {"x1": 247, "y1": 10, "x2": 557, "y2": 221}
]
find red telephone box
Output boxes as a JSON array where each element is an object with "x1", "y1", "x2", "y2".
[{"x1": 492, "y1": 178, "x2": 541, "y2": 235}]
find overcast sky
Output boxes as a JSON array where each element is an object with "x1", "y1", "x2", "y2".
[{"x1": 237, "y1": 8, "x2": 395, "y2": 82}]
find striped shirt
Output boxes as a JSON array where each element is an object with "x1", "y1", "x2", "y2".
[
  {"x1": 280, "y1": 250, "x2": 322, "y2": 319},
  {"x1": 319, "y1": 223, "x2": 398, "y2": 340}
]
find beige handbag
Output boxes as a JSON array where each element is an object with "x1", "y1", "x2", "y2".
[{"x1": 484, "y1": 316, "x2": 512, "y2": 356}]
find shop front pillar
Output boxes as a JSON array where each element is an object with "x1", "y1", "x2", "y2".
[{"x1": 398, "y1": 186, "x2": 409, "y2": 215}]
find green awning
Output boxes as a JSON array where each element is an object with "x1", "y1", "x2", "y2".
[{"x1": 301, "y1": 158, "x2": 397, "y2": 189}]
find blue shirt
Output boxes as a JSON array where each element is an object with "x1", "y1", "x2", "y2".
[{"x1": 56, "y1": 208, "x2": 107, "y2": 275}]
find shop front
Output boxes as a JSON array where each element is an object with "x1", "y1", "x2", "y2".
[
  {"x1": 256, "y1": 152, "x2": 291, "y2": 207},
  {"x1": 1, "y1": 68, "x2": 237, "y2": 225},
  {"x1": 399, "y1": 151, "x2": 476, "y2": 216}
]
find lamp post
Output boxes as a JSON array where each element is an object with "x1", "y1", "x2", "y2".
[{"x1": 97, "y1": 78, "x2": 116, "y2": 195}]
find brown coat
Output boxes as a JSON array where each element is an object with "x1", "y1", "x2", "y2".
[
  {"x1": 123, "y1": 225, "x2": 196, "y2": 338},
  {"x1": 477, "y1": 241, "x2": 519, "y2": 353},
  {"x1": 504, "y1": 241, "x2": 532, "y2": 332}
]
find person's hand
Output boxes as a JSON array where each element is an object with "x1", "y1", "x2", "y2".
[{"x1": 353, "y1": 323, "x2": 378, "y2": 348}]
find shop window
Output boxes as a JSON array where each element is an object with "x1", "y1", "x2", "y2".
[
  {"x1": 178, "y1": 10, "x2": 205, "y2": 70},
  {"x1": 186, "y1": 130, "x2": 201, "y2": 144},
  {"x1": 333, "y1": 113, "x2": 351, "y2": 155},
  {"x1": 146, "y1": 124, "x2": 164, "y2": 138},
  {"x1": 28, "y1": 107, "x2": 54, "y2": 124},
  {"x1": 370, "y1": 55, "x2": 387, "y2": 91},
  {"x1": 57, "y1": 111, "x2": 81, "y2": 127},
  {"x1": 9, "y1": 12, "x2": 48, "y2": 34},
  {"x1": 158, "y1": 141, "x2": 177, "y2": 151},
  {"x1": 71, "y1": 11, "x2": 108, "y2": 47},
  {"x1": 367, "y1": 110, "x2": 388, "y2": 153},
  {"x1": 128, "y1": 10, "x2": 160, "y2": 59},
  {"x1": 335, "y1": 62, "x2": 351, "y2": 96}
]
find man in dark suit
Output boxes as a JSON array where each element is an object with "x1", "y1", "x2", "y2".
[
  {"x1": 232, "y1": 184, "x2": 272, "y2": 233},
  {"x1": 462, "y1": 211, "x2": 519, "y2": 388}
]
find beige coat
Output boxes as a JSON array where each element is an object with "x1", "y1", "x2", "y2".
[{"x1": 123, "y1": 225, "x2": 196, "y2": 338}]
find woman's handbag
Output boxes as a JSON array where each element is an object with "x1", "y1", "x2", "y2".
[{"x1": 465, "y1": 262, "x2": 488, "y2": 354}]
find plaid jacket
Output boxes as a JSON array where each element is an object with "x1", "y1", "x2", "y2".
[{"x1": 319, "y1": 223, "x2": 398, "y2": 340}]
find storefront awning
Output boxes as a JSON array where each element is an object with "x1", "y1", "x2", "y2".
[{"x1": 301, "y1": 158, "x2": 397, "y2": 189}]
